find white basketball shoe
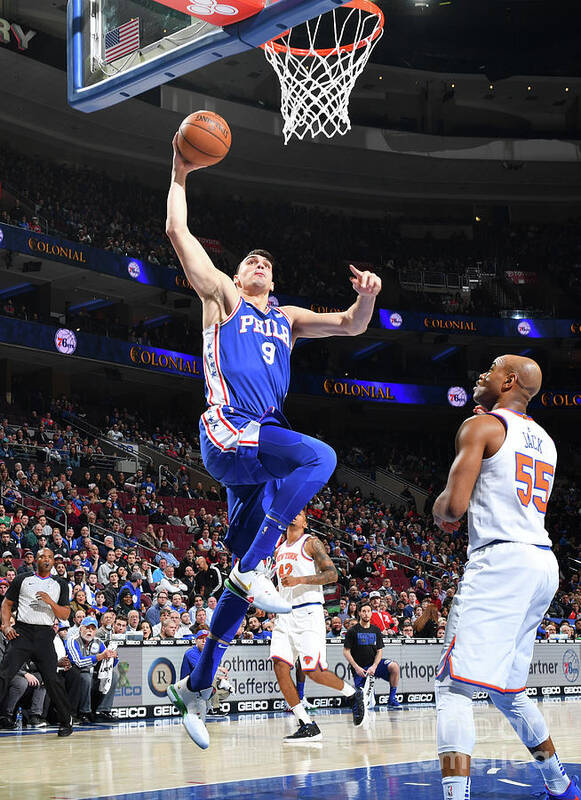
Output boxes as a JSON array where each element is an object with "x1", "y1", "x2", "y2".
[
  {"x1": 167, "y1": 678, "x2": 214, "y2": 749},
  {"x1": 229, "y1": 561, "x2": 291, "y2": 613}
]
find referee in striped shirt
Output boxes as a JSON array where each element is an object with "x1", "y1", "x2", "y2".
[{"x1": 0, "y1": 548, "x2": 73, "y2": 736}]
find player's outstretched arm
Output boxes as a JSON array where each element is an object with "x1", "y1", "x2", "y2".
[
  {"x1": 282, "y1": 265, "x2": 382, "y2": 343},
  {"x1": 432, "y1": 414, "x2": 506, "y2": 525},
  {"x1": 165, "y1": 134, "x2": 238, "y2": 314}
]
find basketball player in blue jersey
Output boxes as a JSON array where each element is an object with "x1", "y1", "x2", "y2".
[
  {"x1": 164, "y1": 136, "x2": 382, "y2": 748},
  {"x1": 432, "y1": 355, "x2": 579, "y2": 800}
]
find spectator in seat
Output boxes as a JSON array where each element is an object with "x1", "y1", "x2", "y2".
[
  {"x1": 0, "y1": 533, "x2": 18, "y2": 559},
  {"x1": 155, "y1": 541, "x2": 179, "y2": 568},
  {"x1": 327, "y1": 616, "x2": 344, "y2": 639},
  {"x1": 112, "y1": 617, "x2": 127, "y2": 639},
  {"x1": 139, "y1": 620, "x2": 153, "y2": 640},
  {"x1": 152, "y1": 608, "x2": 171, "y2": 637},
  {"x1": 103, "y1": 573, "x2": 120, "y2": 608},
  {"x1": 194, "y1": 555, "x2": 222, "y2": 599},
  {"x1": 369, "y1": 591, "x2": 398, "y2": 635},
  {"x1": 151, "y1": 557, "x2": 167, "y2": 585},
  {"x1": 114, "y1": 588, "x2": 135, "y2": 619},
  {"x1": 352, "y1": 551, "x2": 377, "y2": 581},
  {"x1": 400, "y1": 621, "x2": 415, "y2": 639},
  {"x1": 0, "y1": 553, "x2": 15, "y2": 577},
  {"x1": 116, "y1": 572, "x2": 143, "y2": 611},
  {"x1": 413, "y1": 601, "x2": 439, "y2": 638},
  {"x1": 146, "y1": 591, "x2": 170, "y2": 627},
  {"x1": 156, "y1": 616, "x2": 179, "y2": 640},
  {"x1": 337, "y1": 597, "x2": 349, "y2": 624},
  {"x1": 156, "y1": 565, "x2": 188, "y2": 597},
  {"x1": 205, "y1": 595, "x2": 218, "y2": 626},
  {"x1": 126, "y1": 610, "x2": 141, "y2": 634},
  {"x1": 66, "y1": 616, "x2": 118, "y2": 723},
  {"x1": 178, "y1": 547, "x2": 197, "y2": 579},
  {"x1": 17, "y1": 550, "x2": 35, "y2": 575}
]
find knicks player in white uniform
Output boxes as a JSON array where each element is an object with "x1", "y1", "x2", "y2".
[
  {"x1": 271, "y1": 509, "x2": 364, "y2": 741},
  {"x1": 432, "y1": 355, "x2": 579, "y2": 800}
]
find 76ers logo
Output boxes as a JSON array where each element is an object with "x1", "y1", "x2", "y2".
[{"x1": 54, "y1": 328, "x2": 77, "y2": 355}]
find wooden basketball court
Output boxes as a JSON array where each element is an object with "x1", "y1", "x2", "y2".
[{"x1": 0, "y1": 701, "x2": 579, "y2": 800}]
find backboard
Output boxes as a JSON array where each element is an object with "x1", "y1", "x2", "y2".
[{"x1": 67, "y1": 0, "x2": 353, "y2": 113}]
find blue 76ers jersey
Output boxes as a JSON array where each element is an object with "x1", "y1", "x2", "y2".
[{"x1": 202, "y1": 297, "x2": 292, "y2": 419}]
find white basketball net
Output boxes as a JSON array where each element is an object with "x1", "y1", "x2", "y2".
[{"x1": 262, "y1": 2, "x2": 384, "y2": 143}]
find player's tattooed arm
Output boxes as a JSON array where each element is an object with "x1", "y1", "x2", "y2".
[
  {"x1": 306, "y1": 538, "x2": 338, "y2": 585},
  {"x1": 279, "y1": 538, "x2": 338, "y2": 587}
]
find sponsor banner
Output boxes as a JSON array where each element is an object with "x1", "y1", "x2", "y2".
[
  {"x1": 379, "y1": 309, "x2": 580, "y2": 339},
  {"x1": 112, "y1": 641, "x2": 581, "y2": 712},
  {"x1": 291, "y1": 374, "x2": 464, "y2": 407},
  {"x1": 0, "y1": 316, "x2": 203, "y2": 381},
  {"x1": 0, "y1": 223, "x2": 199, "y2": 298}
]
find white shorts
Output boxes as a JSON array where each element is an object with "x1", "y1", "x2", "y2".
[
  {"x1": 437, "y1": 541, "x2": 558, "y2": 693},
  {"x1": 270, "y1": 603, "x2": 328, "y2": 671}
]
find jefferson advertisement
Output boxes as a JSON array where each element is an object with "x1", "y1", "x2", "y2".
[{"x1": 110, "y1": 640, "x2": 581, "y2": 716}]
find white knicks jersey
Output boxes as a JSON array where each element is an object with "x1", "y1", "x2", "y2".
[
  {"x1": 467, "y1": 408, "x2": 557, "y2": 557},
  {"x1": 275, "y1": 533, "x2": 324, "y2": 607}
]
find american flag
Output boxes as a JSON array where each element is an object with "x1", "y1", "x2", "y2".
[{"x1": 105, "y1": 18, "x2": 140, "y2": 64}]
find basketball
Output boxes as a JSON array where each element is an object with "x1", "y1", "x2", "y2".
[{"x1": 177, "y1": 111, "x2": 231, "y2": 168}]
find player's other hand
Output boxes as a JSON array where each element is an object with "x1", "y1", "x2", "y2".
[
  {"x1": 355, "y1": 665, "x2": 367, "y2": 677},
  {"x1": 280, "y1": 574, "x2": 301, "y2": 588},
  {"x1": 1, "y1": 623, "x2": 18, "y2": 640},
  {"x1": 433, "y1": 514, "x2": 462, "y2": 533},
  {"x1": 349, "y1": 265, "x2": 382, "y2": 297},
  {"x1": 171, "y1": 133, "x2": 204, "y2": 176},
  {"x1": 472, "y1": 405, "x2": 488, "y2": 415},
  {"x1": 365, "y1": 665, "x2": 377, "y2": 676}
]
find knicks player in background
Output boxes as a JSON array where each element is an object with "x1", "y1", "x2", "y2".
[
  {"x1": 432, "y1": 355, "x2": 579, "y2": 800},
  {"x1": 271, "y1": 509, "x2": 364, "y2": 741},
  {"x1": 165, "y1": 136, "x2": 381, "y2": 748}
]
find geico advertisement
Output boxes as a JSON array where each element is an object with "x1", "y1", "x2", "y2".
[{"x1": 112, "y1": 641, "x2": 581, "y2": 709}]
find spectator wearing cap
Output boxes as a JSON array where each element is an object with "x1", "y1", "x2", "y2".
[
  {"x1": 369, "y1": 591, "x2": 398, "y2": 635},
  {"x1": 17, "y1": 550, "x2": 35, "y2": 576},
  {"x1": 65, "y1": 616, "x2": 118, "y2": 723},
  {"x1": 116, "y1": 572, "x2": 143, "y2": 611},
  {"x1": 0, "y1": 552, "x2": 15, "y2": 578},
  {"x1": 0, "y1": 533, "x2": 18, "y2": 560}
]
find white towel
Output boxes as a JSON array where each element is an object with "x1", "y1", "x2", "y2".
[{"x1": 97, "y1": 641, "x2": 118, "y2": 694}]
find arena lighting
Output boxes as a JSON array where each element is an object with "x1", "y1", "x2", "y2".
[
  {"x1": 351, "y1": 341, "x2": 388, "y2": 361},
  {"x1": 519, "y1": 348, "x2": 533, "y2": 356},
  {"x1": 432, "y1": 346, "x2": 458, "y2": 362},
  {"x1": 0, "y1": 282, "x2": 34, "y2": 299},
  {"x1": 67, "y1": 298, "x2": 114, "y2": 313},
  {"x1": 142, "y1": 314, "x2": 172, "y2": 328}
]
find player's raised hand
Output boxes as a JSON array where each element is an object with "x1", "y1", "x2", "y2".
[
  {"x1": 171, "y1": 133, "x2": 204, "y2": 176},
  {"x1": 349, "y1": 265, "x2": 382, "y2": 297}
]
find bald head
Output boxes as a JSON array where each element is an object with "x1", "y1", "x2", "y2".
[
  {"x1": 497, "y1": 355, "x2": 542, "y2": 400},
  {"x1": 474, "y1": 355, "x2": 543, "y2": 411}
]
